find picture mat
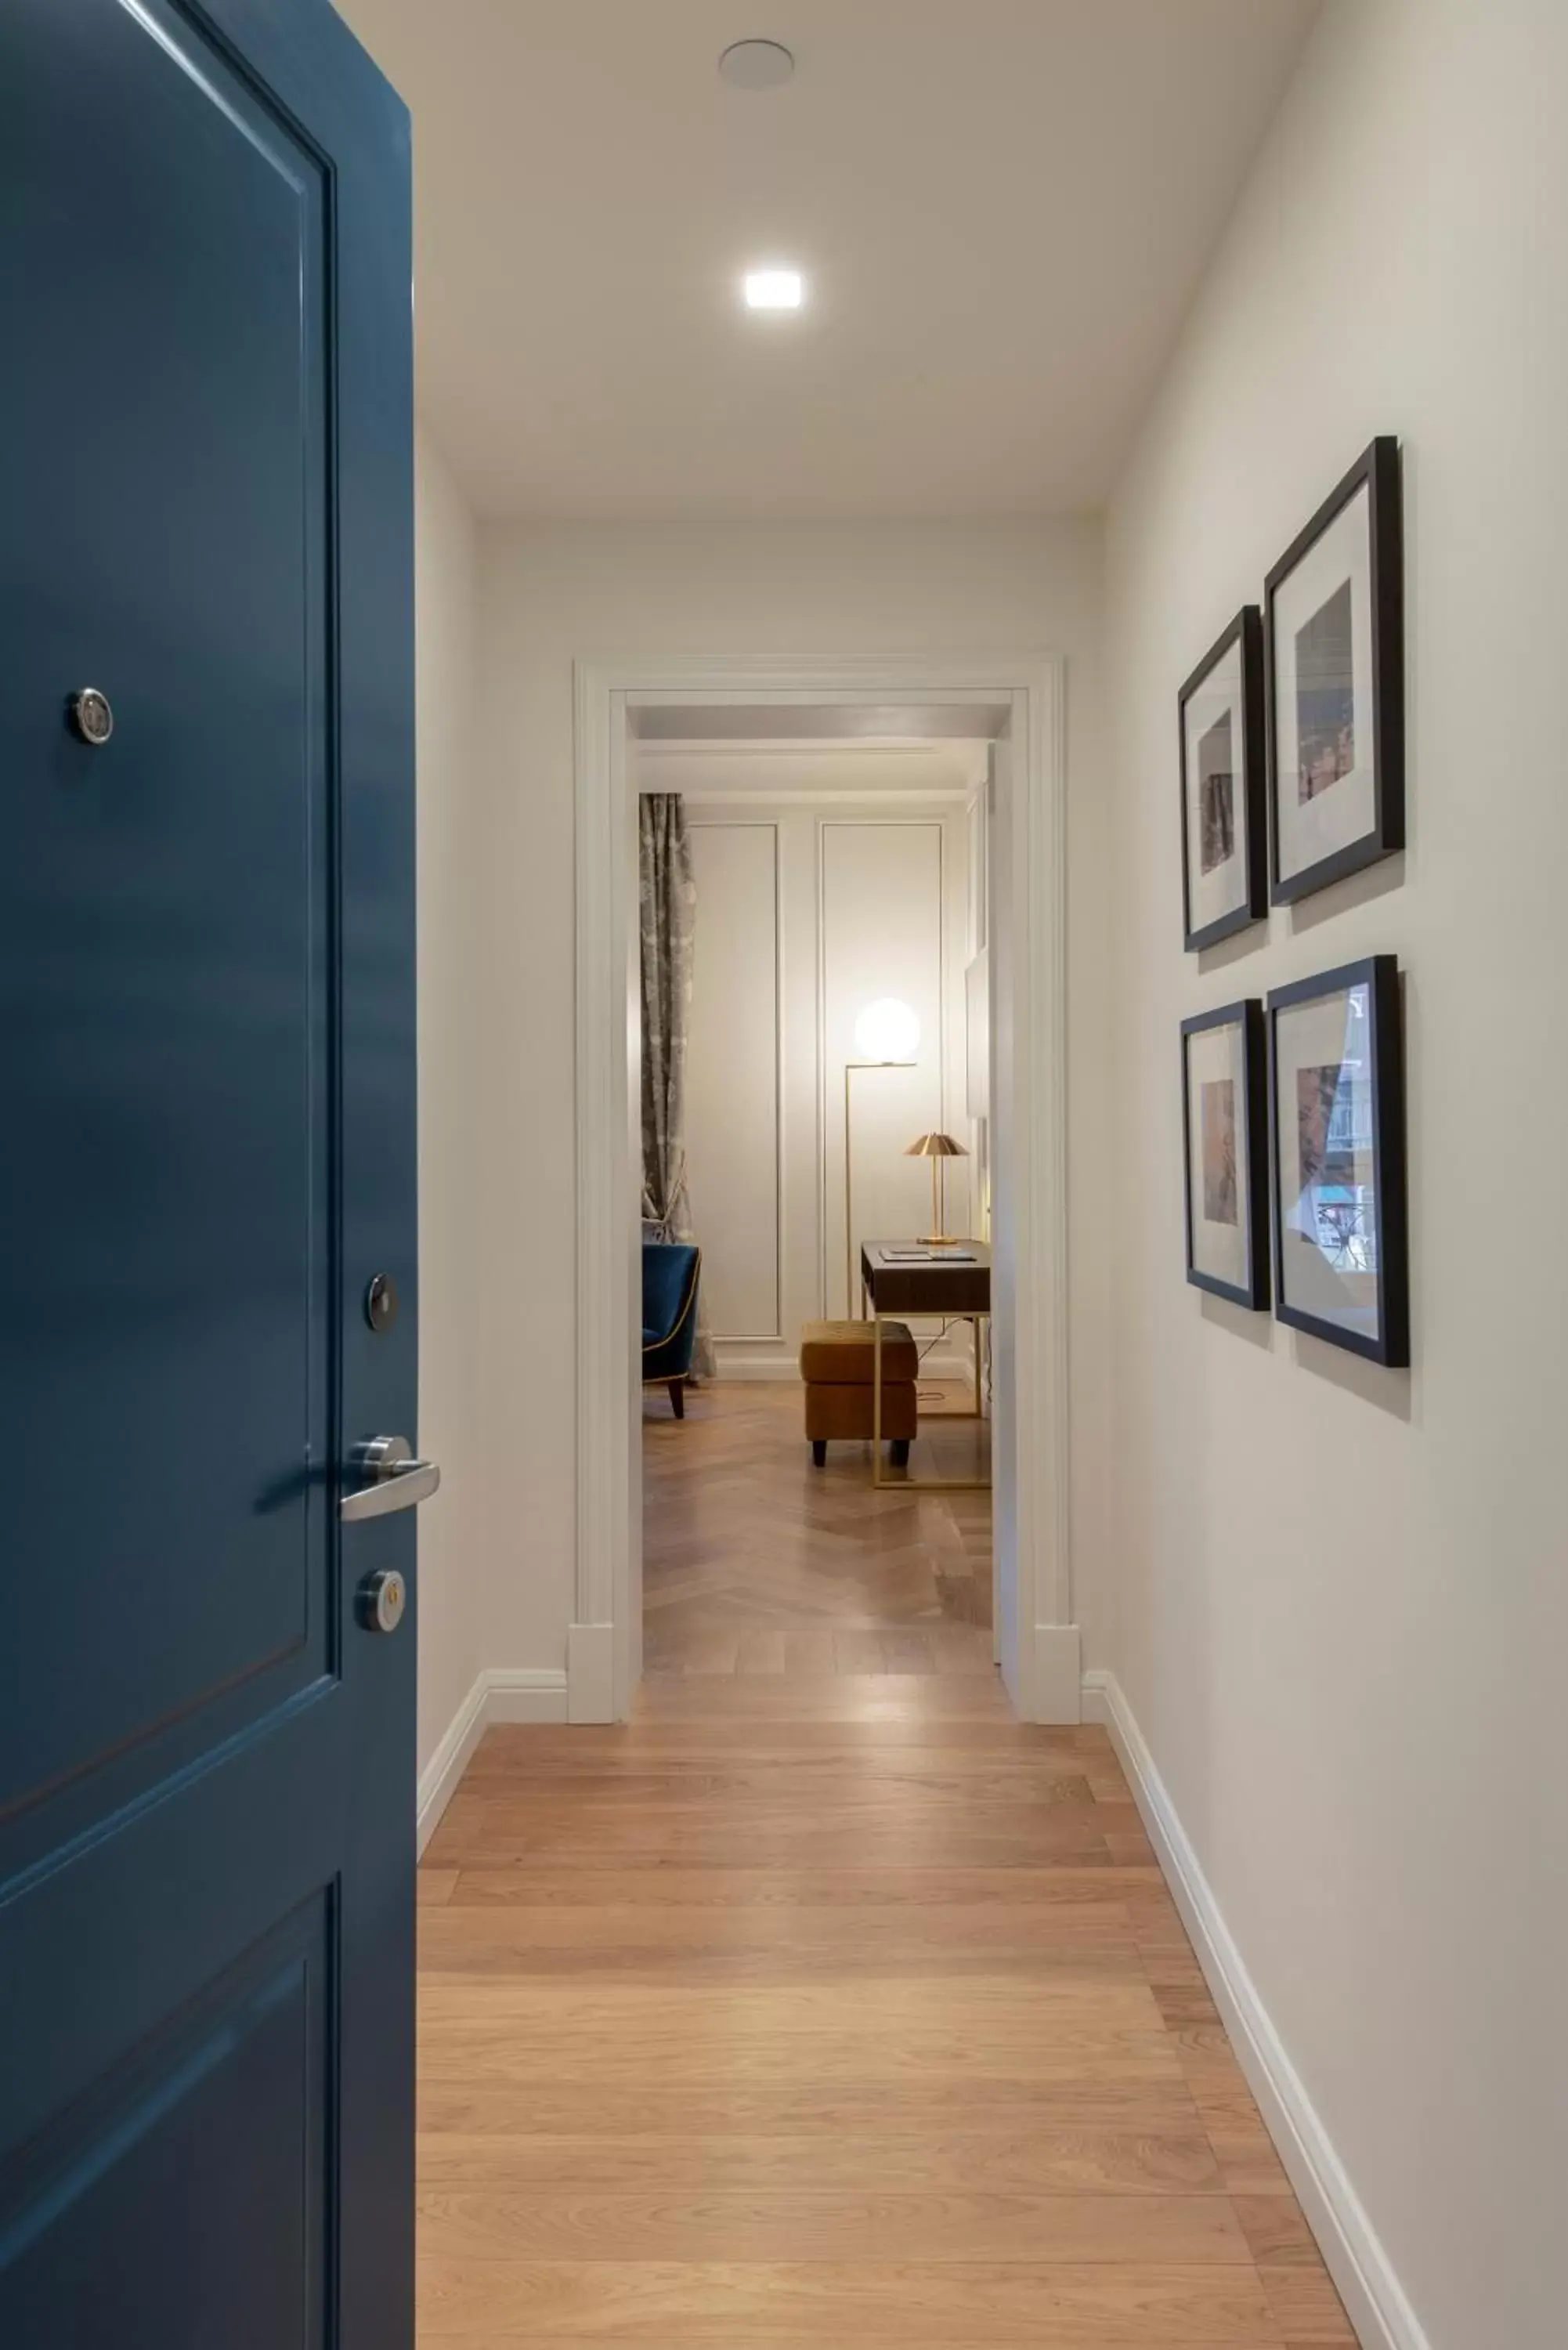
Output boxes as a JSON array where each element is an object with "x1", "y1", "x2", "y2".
[
  {"x1": 1183, "y1": 634, "x2": 1248, "y2": 932},
  {"x1": 1272, "y1": 481, "x2": 1377, "y2": 885},
  {"x1": 1186, "y1": 1016, "x2": 1250, "y2": 1289},
  {"x1": 1274, "y1": 980, "x2": 1381, "y2": 1343}
]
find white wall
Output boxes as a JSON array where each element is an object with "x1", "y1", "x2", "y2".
[
  {"x1": 470, "y1": 520, "x2": 1112, "y2": 1680},
  {"x1": 820, "y1": 812, "x2": 971, "y2": 1318},
  {"x1": 1103, "y1": 5, "x2": 1566, "y2": 2346},
  {"x1": 679, "y1": 781, "x2": 974, "y2": 1368},
  {"x1": 683, "y1": 815, "x2": 785, "y2": 1347},
  {"x1": 413, "y1": 425, "x2": 494, "y2": 1777}
]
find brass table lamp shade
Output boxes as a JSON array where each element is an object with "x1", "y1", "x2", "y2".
[{"x1": 905, "y1": 1130, "x2": 969, "y2": 1246}]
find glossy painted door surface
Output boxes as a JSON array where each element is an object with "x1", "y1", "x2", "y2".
[{"x1": 0, "y1": 2, "x2": 416, "y2": 2342}]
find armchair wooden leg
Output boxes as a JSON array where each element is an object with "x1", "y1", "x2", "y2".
[{"x1": 668, "y1": 1378, "x2": 685, "y2": 1419}]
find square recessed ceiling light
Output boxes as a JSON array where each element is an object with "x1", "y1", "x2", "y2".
[{"x1": 744, "y1": 269, "x2": 804, "y2": 310}]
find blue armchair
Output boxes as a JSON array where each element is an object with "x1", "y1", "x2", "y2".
[{"x1": 642, "y1": 1241, "x2": 701, "y2": 1418}]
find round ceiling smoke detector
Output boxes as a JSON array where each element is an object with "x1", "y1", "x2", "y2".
[{"x1": 718, "y1": 38, "x2": 795, "y2": 90}]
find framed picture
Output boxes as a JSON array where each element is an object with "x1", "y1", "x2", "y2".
[
  {"x1": 1180, "y1": 999, "x2": 1269, "y2": 1310},
  {"x1": 1265, "y1": 436, "x2": 1404, "y2": 904},
  {"x1": 1178, "y1": 606, "x2": 1266, "y2": 951},
  {"x1": 1267, "y1": 956, "x2": 1408, "y2": 1365}
]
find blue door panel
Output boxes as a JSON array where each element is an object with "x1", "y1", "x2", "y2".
[
  {"x1": 0, "y1": 0, "x2": 416, "y2": 2341},
  {"x1": 2, "y1": 1685, "x2": 345, "y2": 2152},
  {"x1": 2, "y1": 0, "x2": 333, "y2": 1821},
  {"x1": 0, "y1": 1901, "x2": 330, "y2": 2349}
]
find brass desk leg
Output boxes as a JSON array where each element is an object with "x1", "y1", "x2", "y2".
[
  {"x1": 872, "y1": 1308, "x2": 883, "y2": 1488},
  {"x1": 871, "y1": 1307, "x2": 991, "y2": 1492}
]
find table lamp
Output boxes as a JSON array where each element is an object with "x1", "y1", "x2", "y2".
[{"x1": 905, "y1": 1130, "x2": 969, "y2": 1246}]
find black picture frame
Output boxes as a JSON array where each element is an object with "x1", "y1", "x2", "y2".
[
  {"x1": 1178, "y1": 606, "x2": 1267, "y2": 952},
  {"x1": 1180, "y1": 998, "x2": 1269, "y2": 1311},
  {"x1": 1264, "y1": 436, "x2": 1404, "y2": 905},
  {"x1": 1266, "y1": 955, "x2": 1409, "y2": 1366}
]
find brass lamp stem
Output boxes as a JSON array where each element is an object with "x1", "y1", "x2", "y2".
[
  {"x1": 844, "y1": 1060, "x2": 916, "y2": 1317},
  {"x1": 919, "y1": 1151, "x2": 952, "y2": 1246}
]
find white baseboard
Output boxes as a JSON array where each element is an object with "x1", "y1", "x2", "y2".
[
  {"x1": 1079, "y1": 1668, "x2": 1111, "y2": 1726},
  {"x1": 417, "y1": 1666, "x2": 569, "y2": 1855},
  {"x1": 1082, "y1": 1668, "x2": 1429, "y2": 2350},
  {"x1": 1030, "y1": 1622, "x2": 1083, "y2": 1721},
  {"x1": 567, "y1": 1621, "x2": 616, "y2": 1722}
]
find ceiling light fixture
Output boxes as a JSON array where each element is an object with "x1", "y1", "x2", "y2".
[
  {"x1": 718, "y1": 38, "x2": 795, "y2": 89},
  {"x1": 743, "y1": 268, "x2": 804, "y2": 311}
]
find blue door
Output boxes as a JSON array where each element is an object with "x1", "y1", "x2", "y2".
[{"x1": 0, "y1": 2, "x2": 418, "y2": 2343}]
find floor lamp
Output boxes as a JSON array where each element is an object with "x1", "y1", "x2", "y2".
[{"x1": 844, "y1": 998, "x2": 919, "y2": 1318}]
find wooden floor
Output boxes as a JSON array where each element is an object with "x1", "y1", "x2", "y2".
[
  {"x1": 644, "y1": 1379, "x2": 993, "y2": 1677},
  {"x1": 417, "y1": 1382, "x2": 1353, "y2": 2346}
]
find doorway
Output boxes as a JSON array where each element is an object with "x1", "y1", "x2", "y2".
[
  {"x1": 643, "y1": 725, "x2": 992, "y2": 1677},
  {"x1": 571, "y1": 659, "x2": 1078, "y2": 1724}
]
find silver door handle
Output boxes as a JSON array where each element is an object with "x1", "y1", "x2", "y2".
[{"x1": 340, "y1": 1434, "x2": 441, "y2": 1522}]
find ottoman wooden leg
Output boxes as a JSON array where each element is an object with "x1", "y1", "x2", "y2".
[
  {"x1": 890, "y1": 1438, "x2": 909, "y2": 1469},
  {"x1": 811, "y1": 1439, "x2": 826, "y2": 1467}
]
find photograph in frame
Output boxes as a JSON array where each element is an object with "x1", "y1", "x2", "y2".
[
  {"x1": 1179, "y1": 607, "x2": 1266, "y2": 951},
  {"x1": 1265, "y1": 438, "x2": 1404, "y2": 904},
  {"x1": 1267, "y1": 955, "x2": 1409, "y2": 1365},
  {"x1": 1180, "y1": 998, "x2": 1269, "y2": 1311}
]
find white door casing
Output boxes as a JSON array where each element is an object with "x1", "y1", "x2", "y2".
[{"x1": 572, "y1": 656, "x2": 1075, "y2": 1721}]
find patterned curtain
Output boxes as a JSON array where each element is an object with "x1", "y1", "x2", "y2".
[{"x1": 638, "y1": 794, "x2": 714, "y2": 1375}]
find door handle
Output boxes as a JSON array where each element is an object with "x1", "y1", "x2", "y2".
[{"x1": 340, "y1": 1434, "x2": 441, "y2": 1522}]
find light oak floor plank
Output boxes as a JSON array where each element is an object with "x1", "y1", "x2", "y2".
[
  {"x1": 417, "y1": 2258, "x2": 1284, "y2": 2342},
  {"x1": 415, "y1": 1382, "x2": 1346, "y2": 2348}
]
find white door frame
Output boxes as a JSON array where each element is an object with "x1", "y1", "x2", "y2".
[{"x1": 570, "y1": 653, "x2": 1078, "y2": 1723}]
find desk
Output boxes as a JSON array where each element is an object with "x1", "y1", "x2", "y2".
[{"x1": 860, "y1": 1241, "x2": 991, "y2": 1491}]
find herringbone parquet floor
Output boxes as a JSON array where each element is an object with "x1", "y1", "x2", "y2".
[
  {"x1": 414, "y1": 1379, "x2": 1353, "y2": 2347},
  {"x1": 642, "y1": 1379, "x2": 993, "y2": 1677}
]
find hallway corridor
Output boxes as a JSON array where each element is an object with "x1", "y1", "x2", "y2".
[{"x1": 414, "y1": 1388, "x2": 1353, "y2": 2345}]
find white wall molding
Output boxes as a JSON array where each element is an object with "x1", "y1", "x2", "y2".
[
  {"x1": 637, "y1": 739, "x2": 988, "y2": 762},
  {"x1": 566, "y1": 1622, "x2": 616, "y2": 1724},
  {"x1": 1031, "y1": 1625, "x2": 1084, "y2": 1722},
  {"x1": 680, "y1": 786, "x2": 973, "y2": 809},
  {"x1": 1082, "y1": 1668, "x2": 1429, "y2": 2350},
  {"x1": 1019, "y1": 660, "x2": 1073, "y2": 1658},
  {"x1": 689, "y1": 797, "x2": 970, "y2": 1354},
  {"x1": 575, "y1": 654, "x2": 1071, "y2": 1720},
  {"x1": 417, "y1": 1666, "x2": 570, "y2": 1854},
  {"x1": 684, "y1": 816, "x2": 786, "y2": 1345},
  {"x1": 1078, "y1": 1669, "x2": 1111, "y2": 1727},
  {"x1": 813, "y1": 813, "x2": 958, "y2": 1322}
]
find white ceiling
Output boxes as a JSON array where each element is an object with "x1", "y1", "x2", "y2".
[{"x1": 339, "y1": 0, "x2": 1316, "y2": 521}]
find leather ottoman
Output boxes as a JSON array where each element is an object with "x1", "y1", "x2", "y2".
[{"x1": 799, "y1": 1319, "x2": 918, "y2": 1468}]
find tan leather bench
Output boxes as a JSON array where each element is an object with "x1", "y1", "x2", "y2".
[{"x1": 799, "y1": 1319, "x2": 918, "y2": 1469}]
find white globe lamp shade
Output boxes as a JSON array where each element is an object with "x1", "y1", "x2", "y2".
[{"x1": 854, "y1": 998, "x2": 920, "y2": 1063}]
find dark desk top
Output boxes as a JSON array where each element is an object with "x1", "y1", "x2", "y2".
[{"x1": 861, "y1": 1240, "x2": 991, "y2": 1316}]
